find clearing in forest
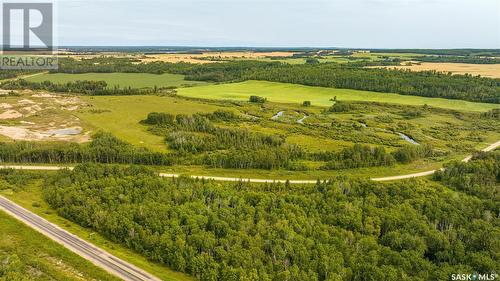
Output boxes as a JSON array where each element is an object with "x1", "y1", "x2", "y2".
[{"x1": 177, "y1": 80, "x2": 500, "y2": 112}]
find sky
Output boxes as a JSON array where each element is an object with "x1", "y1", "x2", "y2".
[{"x1": 53, "y1": 0, "x2": 499, "y2": 48}]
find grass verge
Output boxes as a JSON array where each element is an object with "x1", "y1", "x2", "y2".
[
  {"x1": 0, "y1": 208, "x2": 119, "y2": 280},
  {"x1": 1, "y1": 182, "x2": 193, "y2": 281}
]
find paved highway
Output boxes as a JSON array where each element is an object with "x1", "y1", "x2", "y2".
[{"x1": 0, "y1": 196, "x2": 161, "y2": 281}]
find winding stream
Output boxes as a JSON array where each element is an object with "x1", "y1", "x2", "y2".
[
  {"x1": 271, "y1": 111, "x2": 284, "y2": 120},
  {"x1": 297, "y1": 115, "x2": 308, "y2": 124},
  {"x1": 398, "y1": 133, "x2": 419, "y2": 145}
]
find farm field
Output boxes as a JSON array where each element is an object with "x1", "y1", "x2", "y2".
[
  {"x1": 0, "y1": 182, "x2": 193, "y2": 281},
  {"x1": 177, "y1": 80, "x2": 500, "y2": 112},
  {"x1": 376, "y1": 62, "x2": 500, "y2": 78},
  {"x1": 139, "y1": 51, "x2": 296, "y2": 64},
  {"x1": 26, "y1": 72, "x2": 208, "y2": 88},
  {"x1": 0, "y1": 207, "x2": 117, "y2": 280},
  {"x1": 217, "y1": 51, "x2": 418, "y2": 64}
]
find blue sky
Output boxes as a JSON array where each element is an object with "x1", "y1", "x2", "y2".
[{"x1": 56, "y1": 0, "x2": 500, "y2": 48}]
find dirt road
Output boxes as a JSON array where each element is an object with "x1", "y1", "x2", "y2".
[{"x1": 1, "y1": 140, "x2": 499, "y2": 183}]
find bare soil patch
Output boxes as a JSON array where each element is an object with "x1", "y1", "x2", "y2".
[
  {"x1": 0, "y1": 110, "x2": 23, "y2": 119},
  {"x1": 0, "y1": 92, "x2": 90, "y2": 142},
  {"x1": 375, "y1": 62, "x2": 500, "y2": 78}
]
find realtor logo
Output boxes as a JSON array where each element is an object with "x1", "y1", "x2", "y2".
[
  {"x1": 0, "y1": 1, "x2": 57, "y2": 69},
  {"x1": 2, "y1": 2, "x2": 53, "y2": 51}
]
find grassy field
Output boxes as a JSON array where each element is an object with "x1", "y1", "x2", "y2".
[
  {"x1": 77, "y1": 95, "x2": 225, "y2": 151},
  {"x1": 26, "y1": 72, "x2": 208, "y2": 88},
  {"x1": 0, "y1": 183, "x2": 193, "y2": 281},
  {"x1": 177, "y1": 80, "x2": 500, "y2": 112},
  {"x1": 0, "y1": 208, "x2": 118, "y2": 280}
]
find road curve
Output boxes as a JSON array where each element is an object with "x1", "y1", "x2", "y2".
[
  {"x1": 1, "y1": 140, "x2": 499, "y2": 184},
  {"x1": 0, "y1": 196, "x2": 161, "y2": 281},
  {"x1": 372, "y1": 139, "x2": 500, "y2": 181}
]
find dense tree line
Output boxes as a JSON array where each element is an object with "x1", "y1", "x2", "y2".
[
  {"x1": 393, "y1": 144, "x2": 434, "y2": 163},
  {"x1": 52, "y1": 58, "x2": 500, "y2": 104},
  {"x1": 0, "y1": 132, "x2": 174, "y2": 165},
  {"x1": 144, "y1": 112, "x2": 302, "y2": 169},
  {"x1": 433, "y1": 150, "x2": 499, "y2": 199},
  {"x1": 0, "y1": 79, "x2": 165, "y2": 95},
  {"x1": 480, "y1": 109, "x2": 500, "y2": 119},
  {"x1": 315, "y1": 145, "x2": 395, "y2": 169},
  {"x1": 41, "y1": 162, "x2": 499, "y2": 280},
  {"x1": 312, "y1": 144, "x2": 434, "y2": 169},
  {"x1": 204, "y1": 146, "x2": 302, "y2": 170},
  {"x1": 0, "y1": 70, "x2": 37, "y2": 80}
]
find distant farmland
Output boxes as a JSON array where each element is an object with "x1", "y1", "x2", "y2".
[
  {"x1": 375, "y1": 62, "x2": 500, "y2": 78},
  {"x1": 26, "y1": 73, "x2": 208, "y2": 88},
  {"x1": 177, "y1": 80, "x2": 500, "y2": 112}
]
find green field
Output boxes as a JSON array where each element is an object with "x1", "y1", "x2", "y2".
[
  {"x1": 0, "y1": 209, "x2": 118, "y2": 280},
  {"x1": 77, "y1": 95, "x2": 224, "y2": 151},
  {"x1": 26, "y1": 72, "x2": 208, "y2": 88},
  {"x1": 177, "y1": 80, "x2": 500, "y2": 112},
  {"x1": 1, "y1": 183, "x2": 193, "y2": 281}
]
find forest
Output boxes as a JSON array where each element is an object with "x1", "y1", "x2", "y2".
[
  {"x1": 28, "y1": 58, "x2": 500, "y2": 104},
  {"x1": 0, "y1": 70, "x2": 30, "y2": 80},
  {"x1": 0, "y1": 132, "x2": 174, "y2": 166},
  {"x1": 39, "y1": 150, "x2": 499, "y2": 281},
  {"x1": 0, "y1": 79, "x2": 168, "y2": 95}
]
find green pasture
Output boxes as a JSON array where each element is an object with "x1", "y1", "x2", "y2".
[
  {"x1": 26, "y1": 72, "x2": 208, "y2": 88},
  {"x1": 77, "y1": 95, "x2": 223, "y2": 151},
  {"x1": 177, "y1": 80, "x2": 500, "y2": 112}
]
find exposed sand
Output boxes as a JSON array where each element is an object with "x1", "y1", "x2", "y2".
[
  {"x1": 18, "y1": 99, "x2": 36, "y2": 105},
  {"x1": 375, "y1": 62, "x2": 500, "y2": 78},
  {"x1": 55, "y1": 97, "x2": 81, "y2": 105},
  {"x1": 32, "y1": 93, "x2": 57, "y2": 98},
  {"x1": 63, "y1": 105, "x2": 79, "y2": 111},
  {"x1": 0, "y1": 125, "x2": 89, "y2": 142},
  {"x1": 0, "y1": 110, "x2": 23, "y2": 119},
  {"x1": 20, "y1": 105, "x2": 43, "y2": 114},
  {"x1": 0, "y1": 126, "x2": 48, "y2": 140},
  {"x1": 0, "y1": 94, "x2": 88, "y2": 142},
  {"x1": 0, "y1": 103, "x2": 13, "y2": 109}
]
